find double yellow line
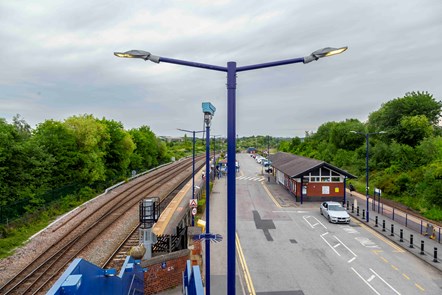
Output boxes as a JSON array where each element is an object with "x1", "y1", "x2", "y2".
[{"x1": 236, "y1": 233, "x2": 256, "y2": 295}]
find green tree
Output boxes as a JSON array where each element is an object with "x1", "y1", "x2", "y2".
[
  {"x1": 129, "y1": 126, "x2": 162, "y2": 171},
  {"x1": 64, "y1": 115, "x2": 109, "y2": 184},
  {"x1": 100, "y1": 119, "x2": 135, "y2": 180},
  {"x1": 368, "y1": 91, "x2": 442, "y2": 145},
  {"x1": 33, "y1": 120, "x2": 77, "y2": 184}
]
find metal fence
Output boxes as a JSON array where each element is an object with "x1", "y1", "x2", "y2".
[
  {"x1": 372, "y1": 201, "x2": 441, "y2": 243},
  {"x1": 347, "y1": 195, "x2": 441, "y2": 244}
]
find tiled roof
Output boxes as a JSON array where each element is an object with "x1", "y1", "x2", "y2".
[{"x1": 268, "y1": 152, "x2": 356, "y2": 178}]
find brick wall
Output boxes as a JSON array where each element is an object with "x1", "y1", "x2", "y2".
[{"x1": 142, "y1": 249, "x2": 190, "y2": 295}]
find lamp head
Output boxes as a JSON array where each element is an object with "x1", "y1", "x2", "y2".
[
  {"x1": 114, "y1": 50, "x2": 160, "y2": 63},
  {"x1": 303, "y1": 46, "x2": 348, "y2": 64},
  {"x1": 202, "y1": 102, "x2": 216, "y2": 127}
]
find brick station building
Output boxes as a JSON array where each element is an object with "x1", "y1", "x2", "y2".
[{"x1": 269, "y1": 152, "x2": 356, "y2": 203}]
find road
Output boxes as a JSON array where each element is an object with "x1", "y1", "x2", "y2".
[{"x1": 235, "y1": 153, "x2": 442, "y2": 295}]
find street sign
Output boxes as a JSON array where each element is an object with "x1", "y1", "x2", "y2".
[
  {"x1": 193, "y1": 233, "x2": 223, "y2": 243},
  {"x1": 192, "y1": 208, "x2": 197, "y2": 216},
  {"x1": 189, "y1": 199, "x2": 198, "y2": 208}
]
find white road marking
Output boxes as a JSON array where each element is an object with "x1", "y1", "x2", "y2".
[
  {"x1": 351, "y1": 267, "x2": 381, "y2": 295},
  {"x1": 303, "y1": 216, "x2": 327, "y2": 229},
  {"x1": 348, "y1": 257, "x2": 356, "y2": 263},
  {"x1": 334, "y1": 235, "x2": 358, "y2": 257},
  {"x1": 370, "y1": 268, "x2": 401, "y2": 295},
  {"x1": 320, "y1": 232, "x2": 341, "y2": 256}
]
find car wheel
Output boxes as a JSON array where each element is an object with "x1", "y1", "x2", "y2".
[
  {"x1": 328, "y1": 216, "x2": 331, "y2": 223},
  {"x1": 320, "y1": 208, "x2": 323, "y2": 215}
]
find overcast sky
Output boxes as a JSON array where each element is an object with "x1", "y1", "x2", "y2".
[{"x1": 1, "y1": 0, "x2": 441, "y2": 138}]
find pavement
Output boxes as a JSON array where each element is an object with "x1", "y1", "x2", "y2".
[{"x1": 345, "y1": 191, "x2": 442, "y2": 273}]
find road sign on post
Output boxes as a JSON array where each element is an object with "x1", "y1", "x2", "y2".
[
  {"x1": 192, "y1": 208, "x2": 197, "y2": 216},
  {"x1": 189, "y1": 199, "x2": 198, "y2": 208}
]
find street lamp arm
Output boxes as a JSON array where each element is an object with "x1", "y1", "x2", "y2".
[
  {"x1": 237, "y1": 57, "x2": 304, "y2": 72},
  {"x1": 177, "y1": 128, "x2": 204, "y2": 133},
  {"x1": 160, "y1": 57, "x2": 227, "y2": 72}
]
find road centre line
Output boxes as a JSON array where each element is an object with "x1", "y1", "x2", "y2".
[
  {"x1": 414, "y1": 283, "x2": 425, "y2": 291},
  {"x1": 351, "y1": 267, "x2": 381, "y2": 295},
  {"x1": 370, "y1": 268, "x2": 401, "y2": 295},
  {"x1": 236, "y1": 233, "x2": 256, "y2": 295}
]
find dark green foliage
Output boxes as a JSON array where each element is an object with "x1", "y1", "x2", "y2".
[
  {"x1": 0, "y1": 115, "x2": 172, "y2": 226},
  {"x1": 278, "y1": 91, "x2": 442, "y2": 220},
  {"x1": 368, "y1": 91, "x2": 442, "y2": 146}
]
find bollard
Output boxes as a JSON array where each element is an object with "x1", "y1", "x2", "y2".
[
  {"x1": 434, "y1": 248, "x2": 438, "y2": 263},
  {"x1": 400, "y1": 229, "x2": 403, "y2": 242},
  {"x1": 347, "y1": 201, "x2": 349, "y2": 210},
  {"x1": 351, "y1": 204, "x2": 354, "y2": 213},
  {"x1": 410, "y1": 234, "x2": 414, "y2": 248},
  {"x1": 375, "y1": 216, "x2": 378, "y2": 227},
  {"x1": 420, "y1": 240, "x2": 425, "y2": 255},
  {"x1": 362, "y1": 209, "x2": 365, "y2": 220},
  {"x1": 391, "y1": 224, "x2": 394, "y2": 237},
  {"x1": 382, "y1": 220, "x2": 386, "y2": 232},
  {"x1": 357, "y1": 206, "x2": 360, "y2": 216}
]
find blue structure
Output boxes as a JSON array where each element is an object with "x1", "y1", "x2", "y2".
[
  {"x1": 114, "y1": 46, "x2": 347, "y2": 294},
  {"x1": 183, "y1": 260, "x2": 204, "y2": 295},
  {"x1": 47, "y1": 256, "x2": 144, "y2": 295}
]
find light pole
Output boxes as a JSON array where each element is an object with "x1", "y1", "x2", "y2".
[
  {"x1": 115, "y1": 46, "x2": 347, "y2": 294},
  {"x1": 202, "y1": 102, "x2": 216, "y2": 295},
  {"x1": 350, "y1": 131, "x2": 386, "y2": 222},
  {"x1": 177, "y1": 128, "x2": 204, "y2": 226}
]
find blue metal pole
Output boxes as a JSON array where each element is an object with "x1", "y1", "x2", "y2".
[
  {"x1": 343, "y1": 177, "x2": 347, "y2": 205},
  {"x1": 192, "y1": 131, "x2": 196, "y2": 226},
  {"x1": 365, "y1": 134, "x2": 369, "y2": 222},
  {"x1": 227, "y1": 61, "x2": 237, "y2": 294},
  {"x1": 205, "y1": 124, "x2": 211, "y2": 294}
]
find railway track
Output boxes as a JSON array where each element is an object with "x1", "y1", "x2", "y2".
[
  {"x1": 0, "y1": 156, "x2": 205, "y2": 295},
  {"x1": 101, "y1": 166, "x2": 201, "y2": 270}
]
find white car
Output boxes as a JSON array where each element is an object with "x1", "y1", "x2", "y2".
[{"x1": 320, "y1": 201, "x2": 350, "y2": 224}]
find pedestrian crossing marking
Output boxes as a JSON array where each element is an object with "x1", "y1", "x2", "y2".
[{"x1": 236, "y1": 176, "x2": 265, "y2": 182}]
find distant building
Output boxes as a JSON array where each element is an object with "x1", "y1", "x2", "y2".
[
  {"x1": 246, "y1": 147, "x2": 256, "y2": 154},
  {"x1": 269, "y1": 152, "x2": 356, "y2": 203}
]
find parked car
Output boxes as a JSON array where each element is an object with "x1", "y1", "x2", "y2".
[
  {"x1": 256, "y1": 157, "x2": 266, "y2": 164},
  {"x1": 320, "y1": 201, "x2": 350, "y2": 224}
]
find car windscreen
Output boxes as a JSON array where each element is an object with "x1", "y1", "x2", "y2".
[{"x1": 328, "y1": 205, "x2": 345, "y2": 211}]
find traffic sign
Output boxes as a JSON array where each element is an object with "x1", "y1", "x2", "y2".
[
  {"x1": 192, "y1": 208, "x2": 197, "y2": 216},
  {"x1": 189, "y1": 199, "x2": 198, "y2": 208}
]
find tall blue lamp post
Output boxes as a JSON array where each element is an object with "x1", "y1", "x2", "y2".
[
  {"x1": 350, "y1": 131, "x2": 386, "y2": 222},
  {"x1": 202, "y1": 102, "x2": 215, "y2": 294},
  {"x1": 115, "y1": 46, "x2": 347, "y2": 294},
  {"x1": 177, "y1": 128, "x2": 204, "y2": 226}
]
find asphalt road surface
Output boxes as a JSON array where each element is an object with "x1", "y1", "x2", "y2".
[{"x1": 235, "y1": 153, "x2": 442, "y2": 295}]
